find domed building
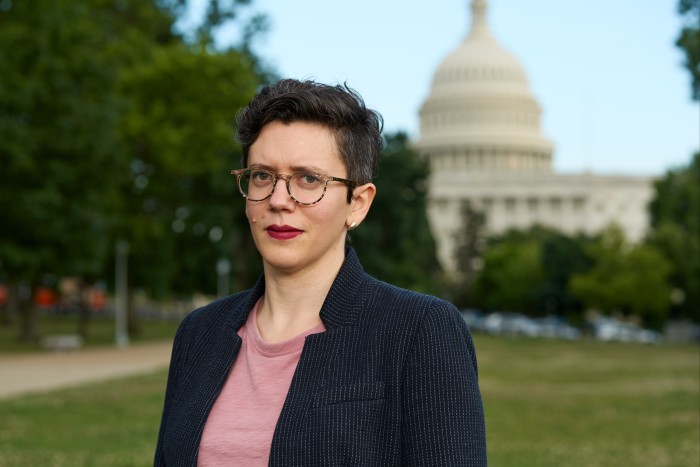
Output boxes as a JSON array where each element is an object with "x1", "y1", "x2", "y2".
[{"x1": 416, "y1": 0, "x2": 654, "y2": 273}]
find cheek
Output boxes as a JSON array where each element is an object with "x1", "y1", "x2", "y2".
[
  {"x1": 316, "y1": 203, "x2": 349, "y2": 226},
  {"x1": 246, "y1": 204, "x2": 265, "y2": 223}
]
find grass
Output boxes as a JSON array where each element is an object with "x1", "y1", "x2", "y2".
[
  {"x1": 0, "y1": 336, "x2": 697, "y2": 466},
  {"x1": 0, "y1": 314, "x2": 181, "y2": 353},
  {"x1": 0, "y1": 371, "x2": 166, "y2": 467},
  {"x1": 476, "y1": 336, "x2": 699, "y2": 466}
]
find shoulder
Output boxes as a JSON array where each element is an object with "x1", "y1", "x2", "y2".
[
  {"x1": 360, "y1": 276, "x2": 478, "y2": 370},
  {"x1": 363, "y1": 276, "x2": 463, "y2": 330}
]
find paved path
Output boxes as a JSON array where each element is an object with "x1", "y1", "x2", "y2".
[{"x1": 0, "y1": 340, "x2": 173, "y2": 400}]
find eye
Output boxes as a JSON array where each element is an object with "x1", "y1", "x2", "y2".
[
  {"x1": 296, "y1": 172, "x2": 322, "y2": 186},
  {"x1": 250, "y1": 169, "x2": 273, "y2": 183}
]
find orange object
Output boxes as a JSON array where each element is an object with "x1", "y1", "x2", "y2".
[{"x1": 35, "y1": 286, "x2": 57, "y2": 308}]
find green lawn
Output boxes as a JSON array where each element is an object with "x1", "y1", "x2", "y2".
[
  {"x1": 0, "y1": 336, "x2": 697, "y2": 466},
  {"x1": 476, "y1": 337, "x2": 699, "y2": 466},
  {"x1": 0, "y1": 371, "x2": 166, "y2": 467}
]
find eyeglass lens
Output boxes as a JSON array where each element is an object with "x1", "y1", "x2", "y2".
[{"x1": 239, "y1": 169, "x2": 326, "y2": 204}]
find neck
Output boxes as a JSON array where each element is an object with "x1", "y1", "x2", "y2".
[{"x1": 257, "y1": 246, "x2": 345, "y2": 343}]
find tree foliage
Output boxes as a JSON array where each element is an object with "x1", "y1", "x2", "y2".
[
  {"x1": 646, "y1": 153, "x2": 700, "y2": 321},
  {"x1": 450, "y1": 202, "x2": 487, "y2": 307},
  {"x1": 570, "y1": 226, "x2": 672, "y2": 327},
  {"x1": 469, "y1": 227, "x2": 591, "y2": 316},
  {"x1": 0, "y1": 0, "x2": 152, "y2": 337},
  {"x1": 473, "y1": 240, "x2": 543, "y2": 313},
  {"x1": 676, "y1": 0, "x2": 700, "y2": 100},
  {"x1": 0, "y1": 0, "x2": 129, "y2": 284},
  {"x1": 0, "y1": 0, "x2": 266, "y2": 337},
  {"x1": 351, "y1": 132, "x2": 443, "y2": 294},
  {"x1": 116, "y1": 44, "x2": 260, "y2": 298}
]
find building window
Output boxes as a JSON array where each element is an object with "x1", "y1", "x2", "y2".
[
  {"x1": 550, "y1": 198, "x2": 561, "y2": 212},
  {"x1": 528, "y1": 198, "x2": 539, "y2": 212}
]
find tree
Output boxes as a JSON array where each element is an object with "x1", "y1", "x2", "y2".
[
  {"x1": 635, "y1": 1, "x2": 700, "y2": 324},
  {"x1": 351, "y1": 132, "x2": 443, "y2": 294},
  {"x1": 470, "y1": 226, "x2": 592, "y2": 316},
  {"x1": 676, "y1": 0, "x2": 700, "y2": 100},
  {"x1": 0, "y1": 0, "x2": 268, "y2": 339},
  {"x1": 451, "y1": 202, "x2": 487, "y2": 308},
  {"x1": 647, "y1": 153, "x2": 700, "y2": 321},
  {"x1": 537, "y1": 232, "x2": 592, "y2": 315},
  {"x1": 0, "y1": 0, "x2": 130, "y2": 339},
  {"x1": 115, "y1": 43, "x2": 261, "y2": 302},
  {"x1": 570, "y1": 226, "x2": 672, "y2": 327},
  {"x1": 473, "y1": 240, "x2": 544, "y2": 313},
  {"x1": 104, "y1": 2, "x2": 269, "y2": 334}
]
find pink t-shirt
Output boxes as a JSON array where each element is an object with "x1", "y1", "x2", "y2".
[{"x1": 198, "y1": 298, "x2": 325, "y2": 466}]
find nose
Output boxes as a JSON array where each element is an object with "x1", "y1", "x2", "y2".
[{"x1": 268, "y1": 177, "x2": 295, "y2": 210}]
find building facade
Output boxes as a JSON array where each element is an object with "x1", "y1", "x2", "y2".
[{"x1": 416, "y1": 0, "x2": 654, "y2": 273}]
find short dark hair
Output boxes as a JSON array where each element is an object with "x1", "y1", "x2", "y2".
[{"x1": 236, "y1": 79, "x2": 383, "y2": 185}]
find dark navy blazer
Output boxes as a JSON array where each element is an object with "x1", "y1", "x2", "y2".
[{"x1": 154, "y1": 248, "x2": 487, "y2": 466}]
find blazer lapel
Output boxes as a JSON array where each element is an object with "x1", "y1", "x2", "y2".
[
  {"x1": 173, "y1": 285, "x2": 264, "y2": 465},
  {"x1": 268, "y1": 327, "x2": 349, "y2": 463},
  {"x1": 268, "y1": 248, "x2": 368, "y2": 463}
]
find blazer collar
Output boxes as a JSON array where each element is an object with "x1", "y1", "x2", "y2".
[
  {"x1": 226, "y1": 247, "x2": 367, "y2": 332},
  {"x1": 319, "y1": 246, "x2": 366, "y2": 328}
]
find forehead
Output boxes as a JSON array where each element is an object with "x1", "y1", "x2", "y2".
[{"x1": 248, "y1": 121, "x2": 345, "y2": 173}]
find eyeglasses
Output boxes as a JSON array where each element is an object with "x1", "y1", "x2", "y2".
[{"x1": 230, "y1": 167, "x2": 359, "y2": 205}]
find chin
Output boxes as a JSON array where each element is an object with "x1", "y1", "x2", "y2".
[
  {"x1": 255, "y1": 232, "x2": 347, "y2": 275},
  {"x1": 263, "y1": 256, "x2": 307, "y2": 275},
  {"x1": 258, "y1": 245, "x2": 303, "y2": 270}
]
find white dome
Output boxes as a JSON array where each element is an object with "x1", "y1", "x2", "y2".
[
  {"x1": 417, "y1": 0, "x2": 553, "y2": 170},
  {"x1": 431, "y1": 1, "x2": 530, "y2": 99}
]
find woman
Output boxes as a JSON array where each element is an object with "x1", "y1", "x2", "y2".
[{"x1": 154, "y1": 79, "x2": 487, "y2": 466}]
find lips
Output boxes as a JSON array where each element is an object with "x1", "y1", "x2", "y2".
[{"x1": 266, "y1": 224, "x2": 303, "y2": 240}]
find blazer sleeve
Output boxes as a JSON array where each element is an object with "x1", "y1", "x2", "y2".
[
  {"x1": 153, "y1": 314, "x2": 191, "y2": 466},
  {"x1": 400, "y1": 302, "x2": 487, "y2": 466}
]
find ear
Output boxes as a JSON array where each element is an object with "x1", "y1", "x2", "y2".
[{"x1": 346, "y1": 182, "x2": 376, "y2": 229}]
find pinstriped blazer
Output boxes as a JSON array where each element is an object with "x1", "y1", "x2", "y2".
[{"x1": 154, "y1": 248, "x2": 487, "y2": 466}]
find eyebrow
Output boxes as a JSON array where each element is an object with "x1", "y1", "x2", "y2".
[{"x1": 249, "y1": 163, "x2": 329, "y2": 174}]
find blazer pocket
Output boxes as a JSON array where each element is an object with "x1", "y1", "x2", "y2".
[{"x1": 311, "y1": 381, "x2": 385, "y2": 408}]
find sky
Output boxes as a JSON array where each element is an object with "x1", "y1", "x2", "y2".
[{"x1": 202, "y1": 0, "x2": 698, "y2": 176}]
